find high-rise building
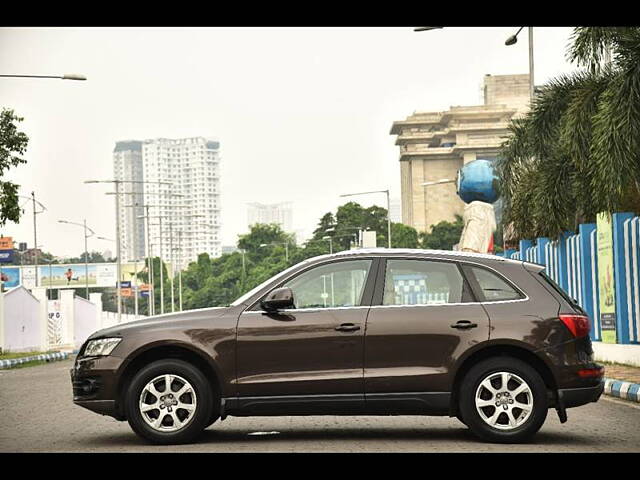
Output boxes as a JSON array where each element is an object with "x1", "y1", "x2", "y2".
[
  {"x1": 113, "y1": 137, "x2": 221, "y2": 271},
  {"x1": 390, "y1": 74, "x2": 530, "y2": 233},
  {"x1": 113, "y1": 141, "x2": 145, "y2": 262},
  {"x1": 247, "y1": 201, "x2": 293, "y2": 233}
]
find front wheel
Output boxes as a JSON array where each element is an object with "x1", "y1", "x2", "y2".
[
  {"x1": 125, "y1": 359, "x2": 213, "y2": 444},
  {"x1": 458, "y1": 357, "x2": 548, "y2": 443}
]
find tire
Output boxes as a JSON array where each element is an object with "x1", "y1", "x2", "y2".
[
  {"x1": 458, "y1": 356, "x2": 548, "y2": 443},
  {"x1": 125, "y1": 359, "x2": 214, "y2": 444}
]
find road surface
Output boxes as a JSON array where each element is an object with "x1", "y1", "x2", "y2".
[{"x1": 1, "y1": 359, "x2": 639, "y2": 452}]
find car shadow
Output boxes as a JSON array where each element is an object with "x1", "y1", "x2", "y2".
[{"x1": 81, "y1": 424, "x2": 599, "y2": 449}]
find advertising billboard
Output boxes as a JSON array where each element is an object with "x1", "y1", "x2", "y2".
[
  {"x1": 0, "y1": 262, "x2": 118, "y2": 289},
  {"x1": 0, "y1": 267, "x2": 20, "y2": 288},
  {"x1": 0, "y1": 249, "x2": 14, "y2": 263},
  {"x1": 39, "y1": 263, "x2": 117, "y2": 289},
  {"x1": 597, "y1": 212, "x2": 617, "y2": 343}
]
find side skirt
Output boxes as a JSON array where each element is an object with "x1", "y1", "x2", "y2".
[{"x1": 222, "y1": 392, "x2": 451, "y2": 417}]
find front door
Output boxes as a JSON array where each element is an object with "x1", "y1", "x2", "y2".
[
  {"x1": 236, "y1": 258, "x2": 377, "y2": 404},
  {"x1": 364, "y1": 258, "x2": 490, "y2": 397}
]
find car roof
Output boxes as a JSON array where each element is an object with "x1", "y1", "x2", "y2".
[{"x1": 306, "y1": 248, "x2": 522, "y2": 266}]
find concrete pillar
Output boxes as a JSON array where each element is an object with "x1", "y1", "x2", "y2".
[
  {"x1": 89, "y1": 292, "x2": 103, "y2": 330},
  {"x1": 59, "y1": 289, "x2": 76, "y2": 348},
  {"x1": 31, "y1": 287, "x2": 49, "y2": 351}
]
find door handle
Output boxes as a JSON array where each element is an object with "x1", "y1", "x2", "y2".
[
  {"x1": 450, "y1": 320, "x2": 478, "y2": 330},
  {"x1": 335, "y1": 323, "x2": 361, "y2": 332}
]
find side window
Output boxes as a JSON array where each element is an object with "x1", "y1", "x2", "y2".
[
  {"x1": 383, "y1": 259, "x2": 465, "y2": 305},
  {"x1": 469, "y1": 266, "x2": 522, "y2": 302},
  {"x1": 281, "y1": 259, "x2": 372, "y2": 309}
]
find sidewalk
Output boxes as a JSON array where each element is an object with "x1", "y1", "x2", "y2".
[
  {"x1": 0, "y1": 351, "x2": 69, "y2": 369},
  {"x1": 602, "y1": 362, "x2": 640, "y2": 403}
]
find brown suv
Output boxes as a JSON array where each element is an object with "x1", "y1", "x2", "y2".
[{"x1": 71, "y1": 248, "x2": 604, "y2": 444}]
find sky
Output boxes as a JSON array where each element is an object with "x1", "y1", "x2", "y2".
[{"x1": 0, "y1": 27, "x2": 578, "y2": 258}]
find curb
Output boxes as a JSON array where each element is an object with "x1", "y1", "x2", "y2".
[
  {"x1": 0, "y1": 351, "x2": 69, "y2": 369},
  {"x1": 604, "y1": 377, "x2": 640, "y2": 403}
]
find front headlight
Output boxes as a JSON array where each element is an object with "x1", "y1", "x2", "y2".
[{"x1": 83, "y1": 337, "x2": 122, "y2": 357}]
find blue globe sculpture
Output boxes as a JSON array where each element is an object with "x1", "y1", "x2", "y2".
[{"x1": 456, "y1": 159, "x2": 500, "y2": 204}]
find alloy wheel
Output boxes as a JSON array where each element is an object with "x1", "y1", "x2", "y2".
[
  {"x1": 474, "y1": 371, "x2": 533, "y2": 431},
  {"x1": 139, "y1": 374, "x2": 197, "y2": 432}
]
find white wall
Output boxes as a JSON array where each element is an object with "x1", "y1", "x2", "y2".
[
  {"x1": 2, "y1": 287, "x2": 44, "y2": 352},
  {"x1": 74, "y1": 295, "x2": 98, "y2": 349},
  {"x1": 593, "y1": 342, "x2": 640, "y2": 368}
]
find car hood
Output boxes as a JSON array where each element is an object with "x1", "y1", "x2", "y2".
[{"x1": 86, "y1": 306, "x2": 231, "y2": 341}]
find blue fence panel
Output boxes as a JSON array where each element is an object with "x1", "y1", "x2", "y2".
[
  {"x1": 578, "y1": 224, "x2": 600, "y2": 340},
  {"x1": 614, "y1": 213, "x2": 640, "y2": 344},
  {"x1": 565, "y1": 232, "x2": 582, "y2": 307},
  {"x1": 544, "y1": 240, "x2": 560, "y2": 285},
  {"x1": 499, "y1": 213, "x2": 640, "y2": 345}
]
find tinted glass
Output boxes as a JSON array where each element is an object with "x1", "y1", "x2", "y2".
[
  {"x1": 383, "y1": 259, "x2": 464, "y2": 305},
  {"x1": 470, "y1": 266, "x2": 522, "y2": 301},
  {"x1": 282, "y1": 259, "x2": 372, "y2": 309}
]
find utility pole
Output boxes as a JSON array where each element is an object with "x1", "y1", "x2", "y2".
[
  {"x1": 31, "y1": 192, "x2": 39, "y2": 285},
  {"x1": 145, "y1": 205, "x2": 154, "y2": 316},
  {"x1": 169, "y1": 221, "x2": 175, "y2": 313}
]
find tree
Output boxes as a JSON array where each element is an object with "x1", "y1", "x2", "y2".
[
  {"x1": 63, "y1": 250, "x2": 114, "y2": 264},
  {"x1": 0, "y1": 108, "x2": 29, "y2": 226},
  {"x1": 498, "y1": 27, "x2": 640, "y2": 240},
  {"x1": 390, "y1": 222, "x2": 420, "y2": 248},
  {"x1": 420, "y1": 215, "x2": 464, "y2": 250},
  {"x1": 315, "y1": 202, "x2": 390, "y2": 250}
]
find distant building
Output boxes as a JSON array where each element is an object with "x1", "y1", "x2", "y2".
[
  {"x1": 113, "y1": 141, "x2": 145, "y2": 262},
  {"x1": 247, "y1": 201, "x2": 293, "y2": 233},
  {"x1": 113, "y1": 137, "x2": 222, "y2": 270},
  {"x1": 390, "y1": 73, "x2": 530, "y2": 233},
  {"x1": 221, "y1": 245, "x2": 239, "y2": 255},
  {"x1": 389, "y1": 197, "x2": 402, "y2": 223}
]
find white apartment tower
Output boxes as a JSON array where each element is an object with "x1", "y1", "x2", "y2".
[
  {"x1": 247, "y1": 201, "x2": 293, "y2": 233},
  {"x1": 113, "y1": 137, "x2": 221, "y2": 270},
  {"x1": 113, "y1": 141, "x2": 145, "y2": 262}
]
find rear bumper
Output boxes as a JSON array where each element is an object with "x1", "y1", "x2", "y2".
[{"x1": 559, "y1": 381, "x2": 604, "y2": 408}]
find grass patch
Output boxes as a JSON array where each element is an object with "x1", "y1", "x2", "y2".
[
  {"x1": 9, "y1": 360, "x2": 51, "y2": 369},
  {"x1": 0, "y1": 350, "x2": 54, "y2": 361}
]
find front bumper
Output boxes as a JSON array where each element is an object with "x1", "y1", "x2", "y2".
[
  {"x1": 558, "y1": 381, "x2": 604, "y2": 408},
  {"x1": 70, "y1": 354, "x2": 125, "y2": 420}
]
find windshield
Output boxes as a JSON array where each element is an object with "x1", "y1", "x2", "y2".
[{"x1": 230, "y1": 262, "x2": 304, "y2": 307}]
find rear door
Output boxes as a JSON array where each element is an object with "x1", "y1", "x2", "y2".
[{"x1": 364, "y1": 257, "x2": 490, "y2": 396}]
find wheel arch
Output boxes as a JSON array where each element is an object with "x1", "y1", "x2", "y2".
[
  {"x1": 116, "y1": 341, "x2": 223, "y2": 419},
  {"x1": 449, "y1": 341, "x2": 557, "y2": 416}
]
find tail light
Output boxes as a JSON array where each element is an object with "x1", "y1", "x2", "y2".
[
  {"x1": 559, "y1": 314, "x2": 590, "y2": 338},
  {"x1": 577, "y1": 367, "x2": 604, "y2": 378}
]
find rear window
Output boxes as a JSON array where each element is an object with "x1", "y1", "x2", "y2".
[
  {"x1": 468, "y1": 266, "x2": 523, "y2": 302},
  {"x1": 537, "y1": 271, "x2": 582, "y2": 310}
]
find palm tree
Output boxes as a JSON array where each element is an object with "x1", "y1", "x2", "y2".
[{"x1": 497, "y1": 27, "x2": 640, "y2": 241}]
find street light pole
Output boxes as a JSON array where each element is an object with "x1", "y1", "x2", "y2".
[
  {"x1": 87, "y1": 180, "x2": 172, "y2": 322},
  {"x1": 32, "y1": 192, "x2": 38, "y2": 285},
  {"x1": 0, "y1": 73, "x2": 87, "y2": 80},
  {"x1": 505, "y1": 26, "x2": 534, "y2": 103},
  {"x1": 340, "y1": 189, "x2": 392, "y2": 248},
  {"x1": 19, "y1": 193, "x2": 47, "y2": 287}
]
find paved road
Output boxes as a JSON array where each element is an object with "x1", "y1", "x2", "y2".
[{"x1": 2, "y1": 359, "x2": 639, "y2": 452}]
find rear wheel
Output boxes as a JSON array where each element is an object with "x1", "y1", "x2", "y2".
[
  {"x1": 125, "y1": 359, "x2": 213, "y2": 444},
  {"x1": 459, "y1": 357, "x2": 548, "y2": 443}
]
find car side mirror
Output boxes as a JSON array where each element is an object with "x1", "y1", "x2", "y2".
[{"x1": 261, "y1": 287, "x2": 295, "y2": 312}]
